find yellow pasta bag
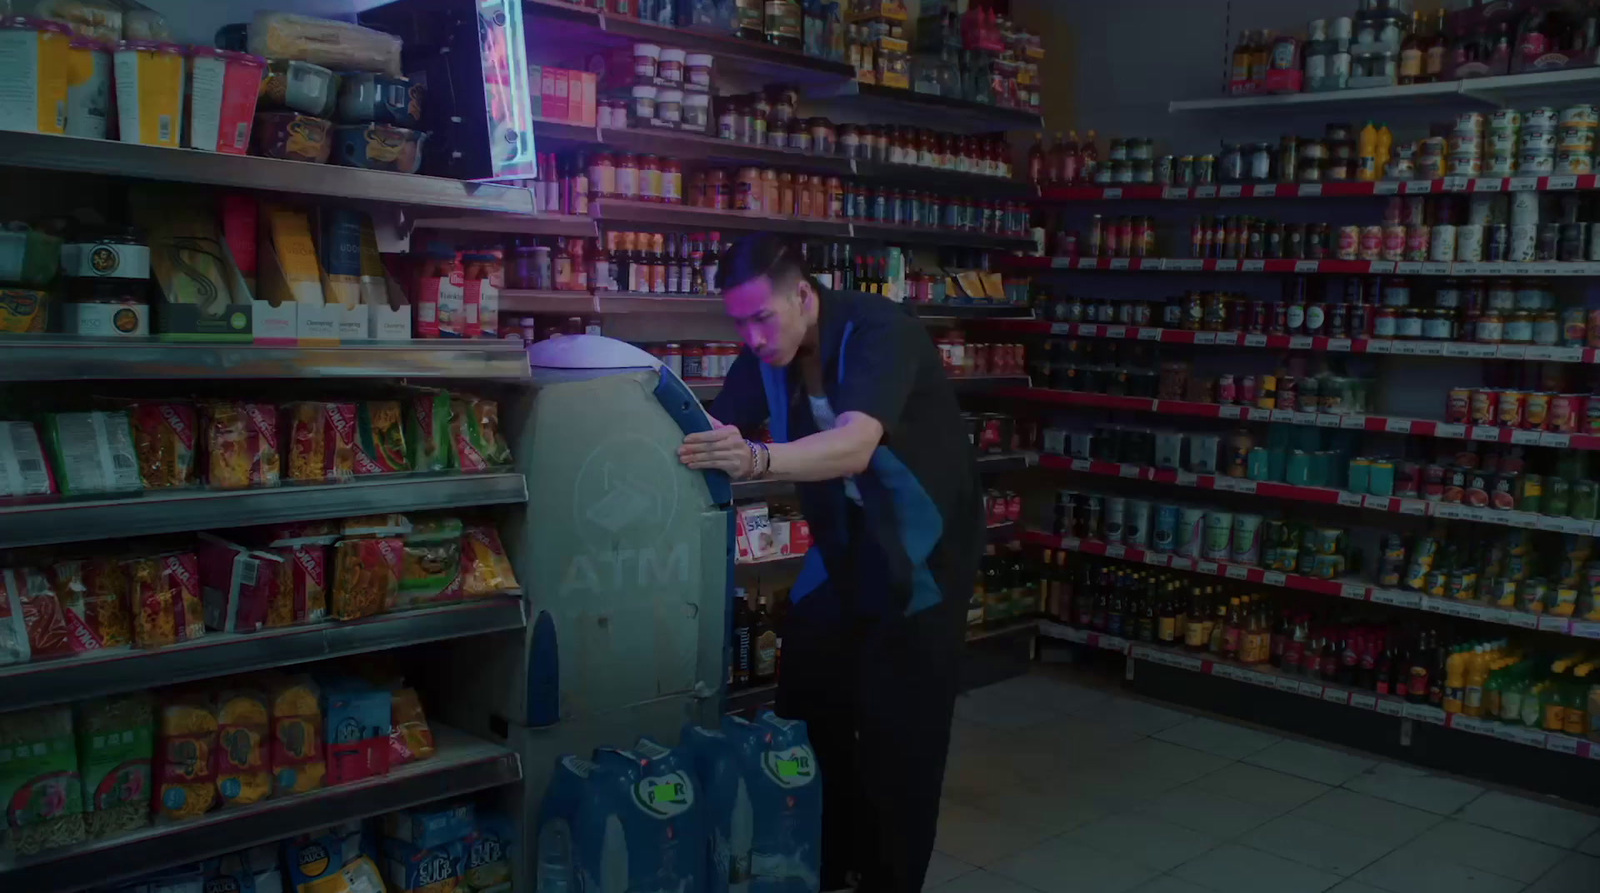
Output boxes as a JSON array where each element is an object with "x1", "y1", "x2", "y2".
[
  {"x1": 269, "y1": 675, "x2": 325, "y2": 796},
  {"x1": 215, "y1": 689, "x2": 272, "y2": 807},
  {"x1": 459, "y1": 526, "x2": 518, "y2": 597},
  {"x1": 389, "y1": 687, "x2": 434, "y2": 765},
  {"x1": 155, "y1": 696, "x2": 218, "y2": 821}
]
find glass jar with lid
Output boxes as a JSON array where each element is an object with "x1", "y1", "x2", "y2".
[
  {"x1": 1504, "y1": 310, "x2": 1534, "y2": 343},
  {"x1": 840, "y1": 123, "x2": 861, "y2": 158}
]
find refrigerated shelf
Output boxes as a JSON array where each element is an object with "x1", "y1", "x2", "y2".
[{"x1": 0, "y1": 339, "x2": 535, "y2": 382}]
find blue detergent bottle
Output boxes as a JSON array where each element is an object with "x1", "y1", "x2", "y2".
[
  {"x1": 535, "y1": 755, "x2": 599, "y2": 893},
  {"x1": 682, "y1": 722, "x2": 755, "y2": 893},
  {"x1": 590, "y1": 741, "x2": 706, "y2": 893},
  {"x1": 741, "y1": 712, "x2": 822, "y2": 893}
]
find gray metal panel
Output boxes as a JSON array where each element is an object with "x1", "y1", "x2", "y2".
[
  {"x1": 0, "y1": 472, "x2": 528, "y2": 548},
  {"x1": 0, "y1": 726, "x2": 521, "y2": 893},
  {"x1": 0, "y1": 339, "x2": 534, "y2": 382},
  {"x1": 0, "y1": 599, "x2": 526, "y2": 713}
]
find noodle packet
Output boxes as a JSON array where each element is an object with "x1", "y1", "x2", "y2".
[
  {"x1": 214, "y1": 688, "x2": 272, "y2": 807},
  {"x1": 389, "y1": 687, "x2": 435, "y2": 765},
  {"x1": 267, "y1": 544, "x2": 329, "y2": 628},
  {"x1": 0, "y1": 705, "x2": 86, "y2": 855},
  {"x1": 127, "y1": 401, "x2": 199, "y2": 489},
  {"x1": 3, "y1": 566, "x2": 74, "y2": 660},
  {"x1": 398, "y1": 517, "x2": 462, "y2": 607},
  {"x1": 129, "y1": 552, "x2": 205, "y2": 650},
  {"x1": 198, "y1": 534, "x2": 279, "y2": 633},
  {"x1": 74, "y1": 694, "x2": 154, "y2": 838},
  {"x1": 50, "y1": 557, "x2": 133, "y2": 651},
  {"x1": 342, "y1": 513, "x2": 412, "y2": 537},
  {"x1": 285, "y1": 401, "x2": 357, "y2": 483},
  {"x1": 356, "y1": 400, "x2": 409, "y2": 474},
  {"x1": 406, "y1": 389, "x2": 453, "y2": 473},
  {"x1": 42, "y1": 411, "x2": 142, "y2": 495},
  {"x1": 202, "y1": 401, "x2": 281, "y2": 489},
  {"x1": 460, "y1": 526, "x2": 519, "y2": 597},
  {"x1": 0, "y1": 420, "x2": 56, "y2": 497},
  {"x1": 267, "y1": 674, "x2": 324, "y2": 796},
  {"x1": 449, "y1": 397, "x2": 512, "y2": 471},
  {"x1": 331, "y1": 537, "x2": 403, "y2": 619},
  {"x1": 154, "y1": 694, "x2": 218, "y2": 821}
]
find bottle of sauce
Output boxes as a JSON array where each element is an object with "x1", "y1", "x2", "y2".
[
  {"x1": 553, "y1": 238, "x2": 574, "y2": 291},
  {"x1": 1424, "y1": 9, "x2": 1450, "y2": 81},
  {"x1": 639, "y1": 154, "x2": 661, "y2": 203},
  {"x1": 704, "y1": 232, "x2": 722, "y2": 294},
  {"x1": 1054, "y1": 131, "x2": 1078, "y2": 183},
  {"x1": 661, "y1": 158, "x2": 682, "y2": 203},
  {"x1": 616, "y1": 152, "x2": 639, "y2": 199},
  {"x1": 1399, "y1": 11, "x2": 1424, "y2": 84},
  {"x1": 588, "y1": 151, "x2": 616, "y2": 198},
  {"x1": 1231, "y1": 30, "x2": 1253, "y2": 84},
  {"x1": 1079, "y1": 130, "x2": 1099, "y2": 181}
]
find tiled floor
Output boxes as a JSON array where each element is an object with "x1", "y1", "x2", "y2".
[{"x1": 931, "y1": 667, "x2": 1600, "y2": 893}]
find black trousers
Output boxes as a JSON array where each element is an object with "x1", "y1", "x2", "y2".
[{"x1": 774, "y1": 534, "x2": 970, "y2": 892}]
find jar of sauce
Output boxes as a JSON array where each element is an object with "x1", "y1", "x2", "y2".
[
  {"x1": 777, "y1": 172, "x2": 795, "y2": 216},
  {"x1": 810, "y1": 118, "x2": 835, "y2": 155},
  {"x1": 1504, "y1": 310, "x2": 1534, "y2": 343},
  {"x1": 1395, "y1": 307, "x2": 1423, "y2": 339},
  {"x1": 796, "y1": 175, "x2": 814, "y2": 217},
  {"x1": 840, "y1": 124, "x2": 861, "y2": 158},
  {"x1": 736, "y1": 166, "x2": 762, "y2": 212},
  {"x1": 615, "y1": 153, "x2": 639, "y2": 199},
  {"x1": 707, "y1": 168, "x2": 729, "y2": 209},
  {"x1": 826, "y1": 176, "x2": 844, "y2": 218},
  {"x1": 685, "y1": 171, "x2": 705, "y2": 206},
  {"x1": 1422, "y1": 308, "x2": 1454, "y2": 340},
  {"x1": 639, "y1": 155, "x2": 661, "y2": 202},
  {"x1": 717, "y1": 98, "x2": 738, "y2": 140},
  {"x1": 588, "y1": 151, "x2": 616, "y2": 198},
  {"x1": 1476, "y1": 309, "x2": 1504, "y2": 343},
  {"x1": 1373, "y1": 306, "x2": 1398, "y2": 337},
  {"x1": 789, "y1": 119, "x2": 810, "y2": 152},
  {"x1": 1534, "y1": 310, "x2": 1560, "y2": 345},
  {"x1": 761, "y1": 168, "x2": 778, "y2": 211},
  {"x1": 661, "y1": 159, "x2": 682, "y2": 203}
]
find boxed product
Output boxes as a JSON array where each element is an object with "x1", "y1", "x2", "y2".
[
  {"x1": 74, "y1": 693, "x2": 154, "y2": 839},
  {"x1": 322, "y1": 679, "x2": 390, "y2": 784},
  {"x1": 248, "y1": 12, "x2": 402, "y2": 77},
  {"x1": 42, "y1": 411, "x2": 142, "y2": 495},
  {"x1": 356, "y1": 400, "x2": 409, "y2": 474},
  {"x1": 129, "y1": 552, "x2": 205, "y2": 650},
  {"x1": 267, "y1": 543, "x2": 330, "y2": 628},
  {"x1": 268, "y1": 674, "x2": 325, "y2": 796},
  {"x1": 214, "y1": 687, "x2": 272, "y2": 807},
  {"x1": 0, "y1": 705, "x2": 87, "y2": 855},
  {"x1": 132, "y1": 189, "x2": 281, "y2": 341},
  {"x1": 383, "y1": 835, "x2": 462, "y2": 893},
  {"x1": 201, "y1": 844, "x2": 283, "y2": 893},
  {"x1": 199, "y1": 533, "x2": 279, "y2": 633},
  {"x1": 202, "y1": 401, "x2": 281, "y2": 489},
  {"x1": 153, "y1": 694, "x2": 218, "y2": 821},
  {"x1": 49, "y1": 557, "x2": 134, "y2": 651},
  {"x1": 283, "y1": 820, "x2": 380, "y2": 892},
  {"x1": 285, "y1": 401, "x2": 358, "y2": 483},
  {"x1": 383, "y1": 801, "x2": 473, "y2": 849},
  {"x1": 736, "y1": 502, "x2": 774, "y2": 561},
  {"x1": 127, "y1": 401, "x2": 199, "y2": 489},
  {"x1": 0, "y1": 421, "x2": 55, "y2": 497},
  {"x1": 398, "y1": 517, "x2": 463, "y2": 606},
  {"x1": 460, "y1": 525, "x2": 518, "y2": 597},
  {"x1": 460, "y1": 813, "x2": 515, "y2": 893}
]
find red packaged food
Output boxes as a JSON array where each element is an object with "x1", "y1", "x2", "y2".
[
  {"x1": 129, "y1": 553, "x2": 205, "y2": 650},
  {"x1": 285, "y1": 402, "x2": 357, "y2": 483},
  {"x1": 1551, "y1": 393, "x2": 1582, "y2": 434},
  {"x1": 268, "y1": 544, "x2": 329, "y2": 627},
  {"x1": 1497, "y1": 390, "x2": 1526, "y2": 429},
  {"x1": 1524, "y1": 392, "x2": 1551, "y2": 431},
  {"x1": 1445, "y1": 387, "x2": 1471, "y2": 424},
  {"x1": 1469, "y1": 389, "x2": 1498, "y2": 426},
  {"x1": 127, "y1": 401, "x2": 199, "y2": 489},
  {"x1": 198, "y1": 534, "x2": 279, "y2": 633},
  {"x1": 2, "y1": 567, "x2": 73, "y2": 659},
  {"x1": 49, "y1": 557, "x2": 132, "y2": 651},
  {"x1": 203, "y1": 401, "x2": 280, "y2": 489}
]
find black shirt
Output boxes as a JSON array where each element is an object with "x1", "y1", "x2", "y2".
[{"x1": 712, "y1": 288, "x2": 982, "y2": 616}]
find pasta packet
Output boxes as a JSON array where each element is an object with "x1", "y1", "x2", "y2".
[
  {"x1": 389, "y1": 687, "x2": 435, "y2": 765},
  {"x1": 42, "y1": 410, "x2": 142, "y2": 495},
  {"x1": 406, "y1": 389, "x2": 453, "y2": 472},
  {"x1": 332, "y1": 537, "x2": 403, "y2": 619},
  {"x1": 286, "y1": 402, "x2": 358, "y2": 483},
  {"x1": 50, "y1": 557, "x2": 133, "y2": 650},
  {"x1": 267, "y1": 544, "x2": 329, "y2": 628},
  {"x1": 398, "y1": 517, "x2": 463, "y2": 607},
  {"x1": 214, "y1": 688, "x2": 272, "y2": 807},
  {"x1": 129, "y1": 552, "x2": 205, "y2": 650},
  {"x1": 460, "y1": 526, "x2": 519, "y2": 597},
  {"x1": 3, "y1": 566, "x2": 74, "y2": 660},
  {"x1": 0, "y1": 705, "x2": 86, "y2": 855},
  {"x1": 155, "y1": 694, "x2": 218, "y2": 821},
  {"x1": 74, "y1": 693, "x2": 154, "y2": 838},
  {"x1": 127, "y1": 401, "x2": 199, "y2": 489},
  {"x1": 356, "y1": 400, "x2": 409, "y2": 474},
  {"x1": 0, "y1": 572, "x2": 30, "y2": 666},
  {"x1": 449, "y1": 397, "x2": 512, "y2": 471},
  {"x1": 267, "y1": 674, "x2": 325, "y2": 796},
  {"x1": 343, "y1": 514, "x2": 412, "y2": 537},
  {"x1": 198, "y1": 534, "x2": 279, "y2": 633},
  {"x1": 0, "y1": 420, "x2": 56, "y2": 497},
  {"x1": 323, "y1": 678, "x2": 391, "y2": 785},
  {"x1": 203, "y1": 401, "x2": 281, "y2": 489}
]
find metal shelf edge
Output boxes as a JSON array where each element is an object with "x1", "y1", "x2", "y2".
[{"x1": 0, "y1": 340, "x2": 535, "y2": 383}]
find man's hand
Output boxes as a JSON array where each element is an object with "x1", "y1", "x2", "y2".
[{"x1": 677, "y1": 423, "x2": 754, "y2": 478}]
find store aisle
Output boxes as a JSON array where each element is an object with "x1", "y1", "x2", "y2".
[{"x1": 929, "y1": 667, "x2": 1600, "y2": 893}]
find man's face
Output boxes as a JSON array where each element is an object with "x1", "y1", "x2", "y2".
[{"x1": 724, "y1": 274, "x2": 811, "y2": 366}]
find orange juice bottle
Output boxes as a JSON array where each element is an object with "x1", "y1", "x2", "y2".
[
  {"x1": 1376, "y1": 123, "x2": 1394, "y2": 178},
  {"x1": 1463, "y1": 647, "x2": 1491, "y2": 717},
  {"x1": 1357, "y1": 121, "x2": 1379, "y2": 181},
  {"x1": 1443, "y1": 647, "x2": 1468, "y2": 714}
]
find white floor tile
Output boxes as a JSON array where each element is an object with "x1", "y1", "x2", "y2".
[
  {"x1": 1186, "y1": 763, "x2": 1330, "y2": 814},
  {"x1": 924, "y1": 851, "x2": 976, "y2": 889},
  {"x1": 1351, "y1": 851, "x2": 1523, "y2": 893},
  {"x1": 1059, "y1": 813, "x2": 1222, "y2": 872},
  {"x1": 1071, "y1": 694, "x2": 1194, "y2": 735},
  {"x1": 1579, "y1": 828, "x2": 1600, "y2": 857},
  {"x1": 1456, "y1": 791, "x2": 1600, "y2": 849},
  {"x1": 953, "y1": 690, "x2": 1057, "y2": 730},
  {"x1": 1239, "y1": 815, "x2": 1398, "y2": 877},
  {"x1": 1153, "y1": 716, "x2": 1282, "y2": 760},
  {"x1": 1142, "y1": 787, "x2": 1283, "y2": 837},
  {"x1": 1243, "y1": 738, "x2": 1377, "y2": 787},
  {"x1": 1408, "y1": 819, "x2": 1567, "y2": 883},
  {"x1": 990, "y1": 836, "x2": 1161, "y2": 893},
  {"x1": 1323, "y1": 883, "x2": 1390, "y2": 893},
  {"x1": 1128, "y1": 877, "x2": 1215, "y2": 893},
  {"x1": 1104, "y1": 738, "x2": 1235, "y2": 789},
  {"x1": 933, "y1": 800, "x2": 1059, "y2": 867},
  {"x1": 958, "y1": 783, "x2": 1111, "y2": 837},
  {"x1": 1341, "y1": 763, "x2": 1484, "y2": 815},
  {"x1": 1524, "y1": 852, "x2": 1600, "y2": 893},
  {"x1": 1171, "y1": 843, "x2": 1342, "y2": 893},
  {"x1": 1287, "y1": 789, "x2": 1442, "y2": 844},
  {"x1": 984, "y1": 672, "x2": 1117, "y2": 714},
  {"x1": 925, "y1": 868, "x2": 1041, "y2": 893}
]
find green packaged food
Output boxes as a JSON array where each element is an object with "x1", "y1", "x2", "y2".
[
  {"x1": 42, "y1": 411, "x2": 142, "y2": 495},
  {"x1": 356, "y1": 400, "x2": 410, "y2": 474},
  {"x1": 406, "y1": 390, "x2": 453, "y2": 473},
  {"x1": 73, "y1": 694, "x2": 154, "y2": 838},
  {"x1": 398, "y1": 516, "x2": 464, "y2": 607},
  {"x1": 0, "y1": 705, "x2": 86, "y2": 855},
  {"x1": 449, "y1": 397, "x2": 512, "y2": 472}
]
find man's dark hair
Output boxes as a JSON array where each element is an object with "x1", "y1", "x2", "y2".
[{"x1": 717, "y1": 232, "x2": 819, "y2": 294}]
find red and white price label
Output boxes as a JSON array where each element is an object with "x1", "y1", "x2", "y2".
[
  {"x1": 1241, "y1": 260, "x2": 1266, "y2": 272},
  {"x1": 1254, "y1": 184, "x2": 1278, "y2": 197},
  {"x1": 1104, "y1": 545, "x2": 1127, "y2": 559},
  {"x1": 1214, "y1": 259, "x2": 1239, "y2": 271},
  {"x1": 1548, "y1": 175, "x2": 1579, "y2": 190},
  {"x1": 1316, "y1": 414, "x2": 1342, "y2": 428},
  {"x1": 1385, "y1": 418, "x2": 1413, "y2": 434},
  {"x1": 1109, "y1": 258, "x2": 1131, "y2": 270},
  {"x1": 1274, "y1": 676, "x2": 1303, "y2": 694},
  {"x1": 1508, "y1": 176, "x2": 1540, "y2": 191},
  {"x1": 1244, "y1": 334, "x2": 1268, "y2": 347},
  {"x1": 1196, "y1": 561, "x2": 1219, "y2": 575},
  {"x1": 1294, "y1": 260, "x2": 1319, "y2": 273},
  {"x1": 1441, "y1": 176, "x2": 1470, "y2": 192},
  {"x1": 1338, "y1": 491, "x2": 1365, "y2": 508},
  {"x1": 1350, "y1": 693, "x2": 1378, "y2": 711},
  {"x1": 1376, "y1": 698, "x2": 1404, "y2": 716},
  {"x1": 1119, "y1": 463, "x2": 1142, "y2": 478},
  {"x1": 1219, "y1": 185, "x2": 1244, "y2": 198},
  {"x1": 1374, "y1": 181, "x2": 1401, "y2": 194},
  {"x1": 1472, "y1": 178, "x2": 1503, "y2": 192},
  {"x1": 1434, "y1": 423, "x2": 1467, "y2": 439},
  {"x1": 1323, "y1": 688, "x2": 1351, "y2": 705},
  {"x1": 1218, "y1": 405, "x2": 1244, "y2": 419},
  {"x1": 1340, "y1": 415, "x2": 1368, "y2": 430},
  {"x1": 1224, "y1": 565, "x2": 1250, "y2": 580},
  {"x1": 1193, "y1": 185, "x2": 1218, "y2": 198},
  {"x1": 1471, "y1": 426, "x2": 1504, "y2": 442},
  {"x1": 1163, "y1": 187, "x2": 1190, "y2": 200},
  {"x1": 1104, "y1": 325, "x2": 1127, "y2": 339},
  {"x1": 1546, "y1": 735, "x2": 1582, "y2": 756},
  {"x1": 1298, "y1": 681, "x2": 1326, "y2": 698},
  {"x1": 1194, "y1": 332, "x2": 1218, "y2": 345},
  {"x1": 1049, "y1": 322, "x2": 1074, "y2": 335},
  {"x1": 1403, "y1": 179, "x2": 1435, "y2": 193},
  {"x1": 1262, "y1": 571, "x2": 1287, "y2": 587},
  {"x1": 1326, "y1": 338, "x2": 1352, "y2": 352},
  {"x1": 1298, "y1": 183, "x2": 1322, "y2": 196},
  {"x1": 1341, "y1": 584, "x2": 1368, "y2": 601},
  {"x1": 1138, "y1": 327, "x2": 1163, "y2": 341}
]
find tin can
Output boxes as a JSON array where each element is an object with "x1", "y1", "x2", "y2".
[
  {"x1": 1447, "y1": 387, "x2": 1472, "y2": 423},
  {"x1": 1404, "y1": 225, "x2": 1430, "y2": 261},
  {"x1": 1382, "y1": 224, "x2": 1406, "y2": 261},
  {"x1": 1573, "y1": 479, "x2": 1599, "y2": 519},
  {"x1": 1155, "y1": 155, "x2": 1175, "y2": 184},
  {"x1": 1359, "y1": 225, "x2": 1383, "y2": 260},
  {"x1": 1337, "y1": 224, "x2": 1361, "y2": 260},
  {"x1": 1470, "y1": 389, "x2": 1498, "y2": 425},
  {"x1": 1443, "y1": 466, "x2": 1467, "y2": 503},
  {"x1": 1153, "y1": 503, "x2": 1179, "y2": 553},
  {"x1": 1517, "y1": 473, "x2": 1542, "y2": 513},
  {"x1": 1202, "y1": 511, "x2": 1233, "y2": 560},
  {"x1": 1177, "y1": 506, "x2": 1208, "y2": 557},
  {"x1": 1546, "y1": 475, "x2": 1570, "y2": 517},
  {"x1": 1218, "y1": 372, "x2": 1237, "y2": 404},
  {"x1": 1239, "y1": 374, "x2": 1259, "y2": 405},
  {"x1": 1551, "y1": 393, "x2": 1582, "y2": 432},
  {"x1": 1123, "y1": 499, "x2": 1151, "y2": 547},
  {"x1": 1232, "y1": 513, "x2": 1263, "y2": 565},
  {"x1": 1525, "y1": 391, "x2": 1552, "y2": 430},
  {"x1": 1487, "y1": 223, "x2": 1509, "y2": 261},
  {"x1": 1498, "y1": 390, "x2": 1527, "y2": 428},
  {"x1": 1278, "y1": 375, "x2": 1298, "y2": 411}
]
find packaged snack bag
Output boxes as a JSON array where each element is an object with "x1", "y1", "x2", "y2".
[
  {"x1": 383, "y1": 801, "x2": 472, "y2": 849},
  {"x1": 42, "y1": 411, "x2": 142, "y2": 495},
  {"x1": 3, "y1": 567, "x2": 74, "y2": 659},
  {"x1": 214, "y1": 688, "x2": 272, "y2": 807},
  {"x1": 460, "y1": 526, "x2": 519, "y2": 597},
  {"x1": 0, "y1": 705, "x2": 87, "y2": 855},
  {"x1": 287, "y1": 402, "x2": 358, "y2": 483},
  {"x1": 389, "y1": 687, "x2": 435, "y2": 765},
  {"x1": 407, "y1": 390, "x2": 453, "y2": 473},
  {"x1": 50, "y1": 557, "x2": 133, "y2": 651},
  {"x1": 356, "y1": 400, "x2": 410, "y2": 474},
  {"x1": 0, "y1": 573, "x2": 28, "y2": 666},
  {"x1": 203, "y1": 401, "x2": 281, "y2": 489},
  {"x1": 127, "y1": 401, "x2": 199, "y2": 489},
  {"x1": 154, "y1": 695, "x2": 218, "y2": 821},
  {"x1": 448, "y1": 397, "x2": 512, "y2": 472},
  {"x1": 460, "y1": 813, "x2": 515, "y2": 893},
  {"x1": 0, "y1": 420, "x2": 56, "y2": 497},
  {"x1": 268, "y1": 675, "x2": 325, "y2": 796},
  {"x1": 399, "y1": 517, "x2": 463, "y2": 607},
  {"x1": 343, "y1": 514, "x2": 412, "y2": 537},
  {"x1": 199, "y1": 534, "x2": 279, "y2": 633},
  {"x1": 268, "y1": 544, "x2": 330, "y2": 628},
  {"x1": 129, "y1": 552, "x2": 205, "y2": 649},
  {"x1": 323, "y1": 679, "x2": 391, "y2": 785},
  {"x1": 383, "y1": 835, "x2": 462, "y2": 893},
  {"x1": 331, "y1": 537, "x2": 402, "y2": 619},
  {"x1": 74, "y1": 693, "x2": 154, "y2": 838}
]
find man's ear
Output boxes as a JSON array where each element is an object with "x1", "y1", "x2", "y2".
[{"x1": 797, "y1": 279, "x2": 818, "y2": 315}]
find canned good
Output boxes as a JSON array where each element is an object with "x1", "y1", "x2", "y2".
[
  {"x1": 1551, "y1": 393, "x2": 1582, "y2": 432},
  {"x1": 1547, "y1": 476, "x2": 1571, "y2": 517},
  {"x1": 1446, "y1": 387, "x2": 1471, "y2": 423},
  {"x1": 1470, "y1": 389, "x2": 1499, "y2": 425},
  {"x1": 1525, "y1": 391, "x2": 1552, "y2": 430},
  {"x1": 1153, "y1": 503, "x2": 1179, "y2": 553},
  {"x1": 1498, "y1": 390, "x2": 1527, "y2": 427},
  {"x1": 1573, "y1": 480, "x2": 1599, "y2": 520}
]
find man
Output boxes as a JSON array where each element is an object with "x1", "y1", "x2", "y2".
[{"x1": 676, "y1": 233, "x2": 982, "y2": 892}]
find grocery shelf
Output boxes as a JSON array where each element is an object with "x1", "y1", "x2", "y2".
[
  {"x1": 0, "y1": 130, "x2": 532, "y2": 217},
  {"x1": 0, "y1": 338, "x2": 536, "y2": 382},
  {"x1": 967, "y1": 619, "x2": 1041, "y2": 643},
  {"x1": 599, "y1": 292, "x2": 726, "y2": 313},
  {"x1": 994, "y1": 387, "x2": 1600, "y2": 451},
  {"x1": 950, "y1": 374, "x2": 1033, "y2": 393},
  {"x1": 533, "y1": 120, "x2": 855, "y2": 175},
  {"x1": 1038, "y1": 174, "x2": 1597, "y2": 203},
  {"x1": 409, "y1": 212, "x2": 596, "y2": 237},
  {"x1": 500, "y1": 289, "x2": 602, "y2": 314},
  {"x1": 593, "y1": 198, "x2": 852, "y2": 236},
  {"x1": 850, "y1": 222, "x2": 1035, "y2": 251},
  {"x1": 737, "y1": 552, "x2": 807, "y2": 569},
  {"x1": 1001, "y1": 256, "x2": 1600, "y2": 277},
  {"x1": 1038, "y1": 454, "x2": 1600, "y2": 538},
  {"x1": 851, "y1": 159, "x2": 1040, "y2": 199},
  {"x1": 915, "y1": 304, "x2": 1036, "y2": 320},
  {"x1": 1038, "y1": 621, "x2": 1600, "y2": 761},
  {"x1": 725, "y1": 683, "x2": 779, "y2": 714},
  {"x1": 968, "y1": 319, "x2": 1594, "y2": 365},
  {"x1": 829, "y1": 82, "x2": 1044, "y2": 133},
  {"x1": 0, "y1": 598, "x2": 526, "y2": 714},
  {"x1": 731, "y1": 451, "x2": 1031, "y2": 500},
  {"x1": 0, "y1": 725, "x2": 522, "y2": 892},
  {"x1": 0, "y1": 472, "x2": 529, "y2": 548},
  {"x1": 1168, "y1": 68, "x2": 1600, "y2": 114},
  {"x1": 1024, "y1": 531, "x2": 1600, "y2": 640}
]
